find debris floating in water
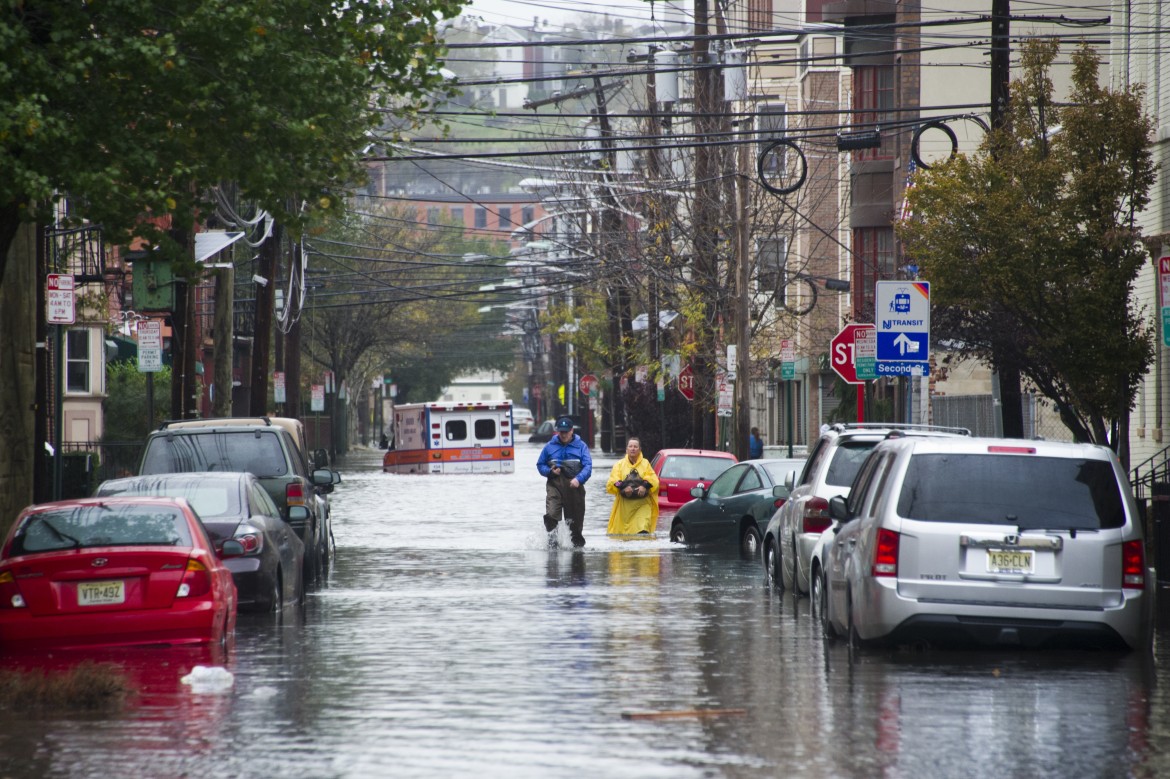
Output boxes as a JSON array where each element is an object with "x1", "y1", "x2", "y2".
[
  {"x1": 621, "y1": 708, "x2": 747, "y2": 721},
  {"x1": 180, "y1": 665, "x2": 235, "y2": 693}
]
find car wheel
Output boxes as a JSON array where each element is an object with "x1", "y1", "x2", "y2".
[
  {"x1": 740, "y1": 524, "x2": 761, "y2": 558},
  {"x1": 670, "y1": 522, "x2": 688, "y2": 544},
  {"x1": 764, "y1": 538, "x2": 782, "y2": 590},
  {"x1": 812, "y1": 567, "x2": 835, "y2": 638}
]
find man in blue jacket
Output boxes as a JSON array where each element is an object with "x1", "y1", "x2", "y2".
[{"x1": 537, "y1": 416, "x2": 593, "y2": 548}]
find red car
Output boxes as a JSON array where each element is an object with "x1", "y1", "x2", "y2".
[
  {"x1": 0, "y1": 497, "x2": 238, "y2": 651},
  {"x1": 649, "y1": 448, "x2": 738, "y2": 512}
]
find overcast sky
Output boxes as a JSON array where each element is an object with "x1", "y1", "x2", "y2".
[{"x1": 460, "y1": 0, "x2": 686, "y2": 29}]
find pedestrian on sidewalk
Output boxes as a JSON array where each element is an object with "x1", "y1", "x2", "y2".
[
  {"x1": 749, "y1": 427, "x2": 764, "y2": 459},
  {"x1": 536, "y1": 416, "x2": 593, "y2": 547},
  {"x1": 605, "y1": 437, "x2": 659, "y2": 536}
]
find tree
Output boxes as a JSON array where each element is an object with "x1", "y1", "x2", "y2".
[
  {"x1": 897, "y1": 41, "x2": 1155, "y2": 463},
  {"x1": 0, "y1": 0, "x2": 465, "y2": 530}
]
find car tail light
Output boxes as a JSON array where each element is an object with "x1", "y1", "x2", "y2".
[
  {"x1": 1122, "y1": 541, "x2": 1145, "y2": 590},
  {"x1": 232, "y1": 524, "x2": 263, "y2": 556},
  {"x1": 286, "y1": 482, "x2": 306, "y2": 507},
  {"x1": 802, "y1": 497, "x2": 831, "y2": 534},
  {"x1": 0, "y1": 570, "x2": 25, "y2": 608},
  {"x1": 773, "y1": 497, "x2": 788, "y2": 510},
  {"x1": 872, "y1": 529, "x2": 900, "y2": 577},
  {"x1": 177, "y1": 559, "x2": 212, "y2": 598}
]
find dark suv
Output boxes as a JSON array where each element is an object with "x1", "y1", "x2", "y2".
[{"x1": 138, "y1": 418, "x2": 339, "y2": 580}]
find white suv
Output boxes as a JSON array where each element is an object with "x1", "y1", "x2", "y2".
[{"x1": 814, "y1": 435, "x2": 1153, "y2": 650}]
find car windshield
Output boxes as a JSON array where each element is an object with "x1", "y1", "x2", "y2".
[
  {"x1": 141, "y1": 431, "x2": 288, "y2": 478},
  {"x1": 824, "y1": 441, "x2": 879, "y2": 487},
  {"x1": 12, "y1": 504, "x2": 193, "y2": 555},
  {"x1": 897, "y1": 454, "x2": 1125, "y2": 530},
  {"x1": 661, "y1": 455, "x2": 732, "y2": 481}
]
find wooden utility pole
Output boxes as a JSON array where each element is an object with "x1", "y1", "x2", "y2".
[
  {"x1": 211, "y1": 263, "x2": 233, "y2": 416},
  {"x1": 285, "y1": 240, "x2": 303, "y2": 421},
  {"x1": 989, "y1": 0, "x2": 1024, "y2": 438},
  {"x1": 250, "y1": 222, "x2": 277, "y2": 416}
]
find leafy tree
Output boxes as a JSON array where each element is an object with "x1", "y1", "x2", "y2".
[
  {"x1": 102, "y1": 362, "x2": 173, "y2": 442},
  {"x1": 0, "y1": 0, "x2": 465, "y2": 531},
  {"x1": 897, "y1": 41, "x2": 1155, "y2": 463}
]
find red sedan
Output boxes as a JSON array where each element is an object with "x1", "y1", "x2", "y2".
[
  {"x1": 0, "y1": 497, "x2": 238, "y2": 651},
  {"x1": 649, "y1": 448, "x2": 738, "y2": 512}
]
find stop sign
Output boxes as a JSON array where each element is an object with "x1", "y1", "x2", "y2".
[
  {"x1": 678, "y1": 364, "x2": 695, "y2": 401},
  {"x1": 830, "y1": 324, "x2": 875, "y2": 385},
  {"x1": 579, "y1": 373, "x2": 599, "y2": 396}
]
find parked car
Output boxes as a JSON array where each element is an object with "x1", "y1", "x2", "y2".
[
  {"x1": 813, "y1": 435, "x2": 1154, "y2": 650},
  {"x1": 512, "y1": 407, "x2": 535, "y2": 433},
  {"x1": 763, "y1": 423, "x2": 968, "y2": 596},
  {"x1": 0, "y1": 497, "x2": 239, "y2": 651},
  {"x1": 94, "y1": 472, "x2": 305, "y2": 613},
  {"x1": 138, "y1": 417, "x2": 339, "y2": 582},
  {"x1": 669, "y1": 459, "x2": 803, "y2": 556},
  {"x1": 649, "y1": 448, "x2": 738, "y2": 512}
]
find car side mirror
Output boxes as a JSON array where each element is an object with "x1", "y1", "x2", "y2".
[
  {"x1": 220, "y1": 539, "x2": 246, "y2": 557},
  {"x1": 287, "y1": 505, "x2": 310, "y2": 524},
  {"x1": 690, "y1": 484, "x2": 706, "y2": 499},
  {"x1": 772, "y1": 484, "x2": 790, "y2": 500},
  {"x1": 784, "y1": 471, "x2": 796, "y2": 490},
  {"x1": 828, "y1": 495, "x2": 850, "y2": 522},
  {"x1": 311, "y1": 468, "x2": 334, "y2": 487}
]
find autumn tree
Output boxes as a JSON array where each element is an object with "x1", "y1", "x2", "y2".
[{"x1": 897, "y1": 40, "x2": 1155, "y2": 463}]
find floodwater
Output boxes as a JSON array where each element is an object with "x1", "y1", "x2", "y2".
[{"x1": 3, "y1": 443, "x2": 1170, "y2": 778}]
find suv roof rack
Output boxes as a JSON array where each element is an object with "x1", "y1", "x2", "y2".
[
  {"x1": 157, "y1": 416, "x2": 274, "y2": 430},
  {"x1": 830, "y1": 422, "x2": 971, "y2": 436}
]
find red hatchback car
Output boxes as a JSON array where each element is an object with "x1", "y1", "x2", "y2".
[
  {"x1": 649, "y1": 449, "x2": 738, "y2": 512},
  {"x1": 0, "y1": 497, "x2": 238, "y2": 651}
]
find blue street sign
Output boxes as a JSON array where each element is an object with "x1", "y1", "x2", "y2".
[
  {"x1": 875, "y1": 361, "x2": 931, "y2": 377},
  {"x1": 876, "y1": 281, "x2": 930, "y2": 363}
]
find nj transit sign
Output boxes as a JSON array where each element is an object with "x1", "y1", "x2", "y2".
[{"x1": 876, "y1": 281, "x2": 930, "y2": 364}]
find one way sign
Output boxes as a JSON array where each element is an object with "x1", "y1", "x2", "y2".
[{"x1": 876, "y1": 281, "x2": 930, "y2": 364}]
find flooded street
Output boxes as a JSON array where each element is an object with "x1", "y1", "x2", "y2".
[{"x1": 4, "y1": 443, "x2": 1170, "y2": 778}]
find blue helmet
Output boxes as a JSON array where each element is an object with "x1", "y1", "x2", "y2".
[{"x1": 554, "y1": 416, "x2": 574, "y2": 432}]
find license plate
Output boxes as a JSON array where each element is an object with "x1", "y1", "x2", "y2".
[
  {"x1": 78, "y1": 580, "x2": 125, "y2": 606},
  {"x1": 987, "y1": 549, "x2": 1034, "y2": 574}
]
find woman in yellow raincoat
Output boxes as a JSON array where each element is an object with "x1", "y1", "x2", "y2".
[{"x1": 605, "y1": 437, "x2": 660, "y2": 536}]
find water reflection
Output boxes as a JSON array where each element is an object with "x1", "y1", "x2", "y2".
[{"x1": 0, "y1": 445, "x2": 1167, "y2": 778}]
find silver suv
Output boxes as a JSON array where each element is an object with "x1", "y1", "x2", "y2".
[
  {"x1": 815, "y1": 435, "x2": 1153, "y2": 650},
  {"x1": 762, "y1": 423, "x2": 968, "y2": 596}
]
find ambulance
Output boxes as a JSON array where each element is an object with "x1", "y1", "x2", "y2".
[{"x1": 382, "y1": 401, "x2": 516, "y2": 474}]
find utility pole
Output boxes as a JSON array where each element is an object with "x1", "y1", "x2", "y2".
[
  {"x1": 691, "y1": 0, "x2": 720, "y2": 449},
  {"x1": 285, "y1": 240, "x2": 303, "y2": 424},
  {"x1": 250, "y1": 221, "x2": 277, "y2": 416},
  {"x1": 990, "y1": 0, "x2": 1024, "y2": 438},
  {"x1": 211, "y1": 263, "x2": 233, "y2": 416}
]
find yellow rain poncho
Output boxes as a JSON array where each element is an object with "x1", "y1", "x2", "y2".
[{"x1": 605, "y1": 454, "x2": 660, "y2": 536}]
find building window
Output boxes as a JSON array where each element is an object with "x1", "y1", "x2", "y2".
[
  {"x1": 853, "y1": 227, "x2": 895, "y2": 320},
  {"x1": 426, "y1": 207, "x2": 441, "y2": 224},
  {"x1": 450, "y1": 207, "x2": 464, "y2": 225},
  {"x1": 499, "y1": 206, "x2": 512, "y2": 227},
  {"x1": 757, "y1": 103, "x2": 787, "y2": 178},
  {"x1": 521, "y1": 206, "x2": 534, "y2": 226},
  {"x1": 474, "y1": 207, "x2": 488, "y2": 229},
  {"x1": 66, "y1": 329, "x2": 90, "y2": 393},
  {"x1": 756, "y1": 237, "x2": 787, "y2": 295},
  {"x1": 853, "y1": 65, "x2": 895, "y2": 160}
]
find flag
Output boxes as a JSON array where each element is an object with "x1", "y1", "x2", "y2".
[{"x1": 898, "y1": 157, "x2": 917, "y2": 222}]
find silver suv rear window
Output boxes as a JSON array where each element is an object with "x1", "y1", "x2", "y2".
[{"x1": 896, "y1": 454, "x2": 1125, "y2": 530}]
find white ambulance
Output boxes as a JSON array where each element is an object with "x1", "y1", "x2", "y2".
[{"x1": 382, "y1": 401, "x2": 516, "y2": 474}]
